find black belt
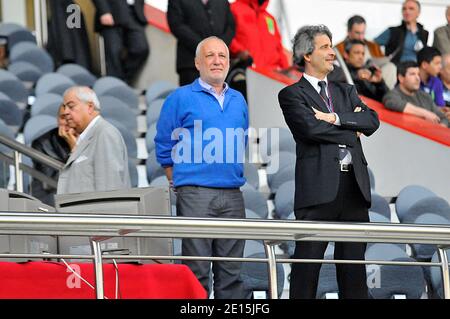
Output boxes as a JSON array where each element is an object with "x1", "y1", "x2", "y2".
[{"x1": 340, "y1": 163, "x2": 352, "y2": 172}]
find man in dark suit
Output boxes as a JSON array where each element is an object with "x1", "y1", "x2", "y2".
[
  {"x1": 167, "y1": 0, "x2": 235, "y2": 86},
  {"x1": 92, "y1": 0, "x2": 149, "y2": 83},
  {"x1": 278, "y1": 25, "x2": 380, "y2": 299}
]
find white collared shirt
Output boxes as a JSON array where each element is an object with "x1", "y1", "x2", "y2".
[
  {"x1": 198, "y1": 78, "x2": 229, "y2": 110},
  {"x1": 77, "y1": 115, "x2": 100, "y2": 145},
  {"x1": 302, "y1": 72, "x2": 341, "y2": 125}
]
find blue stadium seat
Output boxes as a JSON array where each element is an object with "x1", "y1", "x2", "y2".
[
  {"x1": 244, "y1": 163, "x2": 259, "y2": 190},
  {"x1": 145, "y1": 80, "x2": 177, "y2": 106},
  {"x1": 56, "y1": 63, "x2": 97, "y2": 87},
  {"x1": 274, "y1": 180, "x2": 295, "y2": 220},
  {"x1": 370, "y1": 192, "x2": 391, "y2": 219},
  {"x1": 98, "y1": 95, "x2": 138, "y2": 134},
  {"x1": 0, "y1": 23, "x2": 36, "y2": 49},
  {"x1": 35, "y1": 73, "x2": 75, "y2": 97},
  {"x1": 146, "y1": 98, "x2": 165, "y2": 127},
  {"x1": 242, "y1": 188, "x2": 268, "y2": 219},
  {"x1": 31, "y1": 93, "x2": 62, "y2": 117},
  {"x1": 9, "y1": 42, "x2": 54, "y2": 74},
  {"x1": 8, "y1": 61, "x2": 43, "y2": 83},
  {"x1": 401, "y1": 196, "x2": 450, "y2": 224},
  {"x1": 0, "y1": 92, "x2": 23, "y2": 133},
  {"x1": 23, "y1": 114, "x2": 57, "y2": 145},
  {"x1": 395, "y1": 185, "x2": 436, "y2": 222}
]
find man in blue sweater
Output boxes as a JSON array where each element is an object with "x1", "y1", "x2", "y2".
[{"x1": 155, "y1": 36, "x2": 248, "y2": 299}]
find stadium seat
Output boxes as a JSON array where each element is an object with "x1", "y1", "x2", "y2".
[
  {"x1": 23, "y1": 114, "x2": 57, "y2": 145},
  {"x1": 0, "y1": 69, "x2": 29, "y2": 105},
  {"x1": 145, "y1": 122, "x2": 157, "y2": 154},
  {"x1": 9, "y1": 42, "x2": 54, "y2": 74},
  {"x1": 369, "y1": 211, "x2": 391, "y2": 223},
  {"x1": 267, "y1": 163, "x2": 295, "y2": 194},
  {"x1": 274, "y1": 180, "x2": 295, "y2": 220},
  {"x1": 106, "y1": 119, "x2": 138, "y2": 159},
  {"x1": 8, "y1": 61, "x2": 43, "y2": 83},
  {"x1": 259, "y1": 127, "x2": 296, "y2": 163},
  {"x1": 0, "y1": 119, "x2": 14, "y2": 187},
  {"x1": 401, "y1": 196, "x2": 450, "y2": 224},
  {"x1": 395, "y1": 185, "x2": 436, "y2": 222},
  {"x1": 0, "y1": 92, "x2": 23, "y2": 133},
  {"x1": 240, "y1": 252, "x2": 285, "y2": 299},
  {"x1": 430, "y1": 250, "x2": 450, "y2": 299},
  {"x1": 128, "y1": 159, "x2": 138, "y2": 188},
  {"x1": 31, "y1": 93, "x2": 62, "y2": 117},
  {"x1": 56, "y1": 63, "x2": 97, "y2": 87},
  {"x1": 93, "y1": 77, "x2": 139, "y2": 113},
  {"x1": 370, "y1": 192, "x2": 391, "y2": 219},
  {"x1": 146, "y1": 98, "x2": 165, "y2": 126},
  {"x1": 244, "y1": 163, "x2": 259, "y2": 190},
  {"x1": 98, "y1": 95, "x2": 138, "y2": 134},
  {"x1": 145, "y1": 80, "x2": 177, "y2": 106},
  {"x1": 0, "y1": 23, "x2": 36, "y2": 49},
  {"x1": 146, "y1": 149, "x2": 165, "y2": 183},
  {"x1": 242, "y1": 188, "x2": 268, "y2": 219},
  {"x1": 35, "y1": 73, "x2": 75, "y2": 97}
]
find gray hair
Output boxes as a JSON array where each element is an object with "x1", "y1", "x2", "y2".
[
  {"x1": 195, "y1": 36, "x2": 229, "y2": 59},
  {"x1": 292, "y1": 25, "x2": 333, "y2": 66},
  {"x1": 64, "y1": 86, "x2": 101, "y2": 111}
]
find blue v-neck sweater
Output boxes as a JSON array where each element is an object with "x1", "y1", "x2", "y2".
[{"x1": 155, "y1": 79, "x2": 249, "y2": 188}]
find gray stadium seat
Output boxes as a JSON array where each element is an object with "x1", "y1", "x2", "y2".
[
  {"x1": 240, "y1": 252, "x2": 285, "y2": 299},
  {"x1": 145, "y1": 80, "x2": 177, "y2": 106},
  {"x1": 106, "y1": 119, "x2": 138, "y2": 159},
  {"x1": 56, "y1": 63, "x2": 96, "y2": 87},
  {"x1": 274, "y1": 180, "x2": 295, "y2": 219},
  {"x1": 0, "y1": 92, "x2": 23, "y2": 133},
  {"x1": 23, "y1": 114, "x2": 57, "y2": 145},
  {"x1": 244, "y1": 163, "x2": 259, "y2": 190},
  {"x1": 244, "y1": 239, "x2": 265, "y2": 257},
  {"x1": 0, "y1": 69, "x2": 29, "y2": 105},
  {"x1": 430, "y1": 250, "x2": 450, "y2": 299},
  {"x1": 146, "y1": 98, "x2": 165, "y2": 126},
  {"x1": 0, "y1": 119, "x2": 14, "y2": 187},
  {"x1": 369, "y1": 211, "x2": 391, "y2": 223},
  {"x1": 145, "y1": 122, "x2": 157, "y2": 154},
  {"x1": 366, "y1": 243, "x2": 425, "y2": 298},
  {"x1": 370, "y1": 192, "x2": 391, "y2": 219},
  {"x1": 98, "y1": 95, "x2": 138, "y2": 134},
  {"x1": 410, "y1": 213, "x2": 450, "y2": 261},
  {"x1": 35, "y1": 73, "x2": 75, "y2": 97},
  {"x1": 401, "y1": 196, "x2": 450, "y2": 224},
  {"x1": 245, "y1": 208, "x2": 261, "y2": 219},
  {"x1": 395, "y1": 185, "x2": 436, "y2": 222},
  {"x1": 146, "y1": 149, "x2": 165, "y2": 183},
  {"x1": 9, "y1": 42, "x2": 54, "y2": 74},
  {"x1": 7, "y1": 61, "x2": 43, "y2": 83},
  {"x1": 0, "y1": 23, "x2": 36, "y2": 49},
  {"x1": 259, "y1": 127, "x2": 296, "y2": 163},
  {"x1": 267, "y1": 163, "x2": 295, "y2": 194},
  {"x1": 128, "y1": 159, "x2": 138, "y2": 188},
  {"x1": 242, "y1": 188, "x2": 268, "y2": 219},
  {"x1": 93, "y1": 76, "x2": 139, "y2": 112},
  {"x1": 31, "y1": 93, "x2": 62, "y2": 117}
]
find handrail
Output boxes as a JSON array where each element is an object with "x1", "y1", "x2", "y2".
[
  {"x1": 0, "y1": 212, "x2": 449, "y2": 299},
  {"x1": 0, "y1": 134, "x2": 64, "y2": 171}
]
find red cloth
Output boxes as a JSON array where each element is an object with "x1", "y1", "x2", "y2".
[
  {"x1": 230, "y1": 0, "x2": 289, "y2": 70},
  {"x1": 0, "y1": 261, "x2": 207, "y2": 299}
]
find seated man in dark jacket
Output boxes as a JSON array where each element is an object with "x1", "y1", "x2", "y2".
[
  {"x1": 343, "y1": 39, "x2": 389, "y2": 102},
  {"x1": 31, "y1": 105, "x2": 77, "y2": 205}
]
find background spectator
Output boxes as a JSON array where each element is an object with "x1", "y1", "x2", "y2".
[
  {"x1": 31, "y1": 105, "x2": 75, "y2": 205},
  {"x1": 375, "y1": 0, "x2": 428, "y2": 65},
  {"x1": 343, "y1": 39, "x2": 389, "y2": 102},
  {"x1": 92, "y1": 0, "x2": 149, "y2": 83},
  {"x1": 439, "y1": 53, "x2": 450, "y2": 120},
  {"x1": 417, "y1": 46, "x2": 445, "y2": 106},
  {"x1": 383, "y1": 61, "x2": 448, "y2": 127},
  {"x1": 335, "y1": 15, "x2": 396, "y2": 89},
  {"x1": 167, "y1": 0, "x2": 235, "y2": 86},
  {"x1": 47, "y1": 0, "x2": 92, "y2": 71},
  {"x1": 57, "y1": 86, "x2": 131, "y2": 194},
  {"x1": 230, "y1": 0, "x2": 289, "y2": 71},
  {"x1": 433, "y1": 6, "x2": 450, "y2": 55}
]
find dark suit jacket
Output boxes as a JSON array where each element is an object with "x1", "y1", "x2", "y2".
[
  {"x1": 167, "y1": 0, "x2": 235, "y2": 72},
  {"x1": 278, "y1": 76, "x2": 380, "y2": 210},
  {"x1": 92, "y1": 0, "x2": 147, "y2": 31}
]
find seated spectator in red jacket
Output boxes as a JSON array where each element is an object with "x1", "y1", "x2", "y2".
[{"x1": 230, "y1": 0, "x2": 289, "y2": 71}]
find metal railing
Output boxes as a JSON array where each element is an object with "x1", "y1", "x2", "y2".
[
  {"x1": 0, "y1": 212, "x2": 449, "y2": 299},
  {"x1": 0, "y1": 133, "x2": 64, "y2": 190}
]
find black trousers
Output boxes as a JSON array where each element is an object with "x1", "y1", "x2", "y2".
[
  {"x1": 100, "y1": 7, "x2": 149, "y2": 82},
  {"x1": 290, "y1": 169, "x2": 369, "y2": 299}
]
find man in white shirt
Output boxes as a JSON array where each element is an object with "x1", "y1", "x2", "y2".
[{"x1": 57, "y1": 86, "x2": 130, "y2": 194}]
